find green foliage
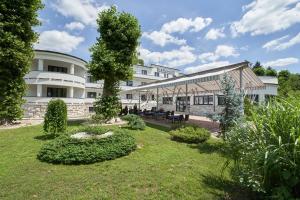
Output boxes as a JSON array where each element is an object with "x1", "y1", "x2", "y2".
[
  {"x1": 252, "y1": 62, "x2": 277, "y2": 77},
  {"x1": 265, "y1": 66, "x2": 277, "y2": 76},
  {"x1": 278, "y1": 70, "x2": 300, "y2": 97},
  {"x1": 94, "y1": 96, "x2": 120, "y2": 121},
  {"x1": 43, "y1": 99, "x2": 67, "y2": 134},
  {"x1": 88, "y1": 6, "x2": 141, "y2": 120},
  {"x1": 0, "y1": 0, "x2": 43, "y2": 124},
  {"x1": 122, "y1": 114, "x2": 145, "y2": 130},
  {"x1": 169, "y1": 126, "x2": 210, "y2": 143},
  {"x1": 37, "y1": 127, "x2": 136, "y2": 164},
  {"x1": 226, "y1": 97, "x2": 300, "y2": 199},
  {"x1": 218, "y1": 74, "x2": 243, "y2": 138},
  {"x1": 90, "y1": 114, "x2": 105, "y2": 124}
]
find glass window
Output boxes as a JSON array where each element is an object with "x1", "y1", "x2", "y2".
[
  {"x1": 154, "y1": 72, "x2": 159, "y2": 77},
  {"x1": 48, "y1": 65, "x2": 67, "y2": 73},
  {"x1": 126, "y1": 94, "x2": 133, "y2": 99},
  {"x1": 87, "y1": 92, "x2": 97, "y2": 98},
  {"x1": 142, "y1": 70, "x2": 147, "y2": 75},
  {"x1": 126, "y1": 80, "x2": 133, "y2": 86},
  {"x1": 87, "y1": 75, "x2": 97, "y2": 83},
  {"x1": 194, "y1": 95, "x2": 213, "y2": 105},
  {"x1": 218, "y1": 95, "x2": 225, "y2": 105},
  {"x1": 163, "y1": 97, "x2": 173, "y2": 104},
  {"x1": 152, "y1": 95, "x2": 155, "y2": 101},
  {"x1": 47, "y1": 87, "x2": 67, "y2": 97}
]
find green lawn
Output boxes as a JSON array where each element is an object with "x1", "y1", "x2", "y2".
[{"x1": 0, "y1": 122, "x2": 249, "y2": 200}]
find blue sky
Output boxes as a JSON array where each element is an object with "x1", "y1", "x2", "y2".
[{"x1": 35, "y1": 0, "x2": 300, "y2": 73}]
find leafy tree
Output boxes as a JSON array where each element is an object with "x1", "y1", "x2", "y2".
[
  {"x1": 43, "y1": 99, "x2": 67, "y2": 135},
  {"x1": 252, "y1": 61, "x2": 265, "y2": 76},
  {"x1": 88, "y1": 6, "x2": 141, "y2": 120},
  {"x1": 265, "y1": 66, "x2": 277, "y2": 76},
  {"x1": 218, "y1": 74, "x2": 243, "y2": 139},
  {"x1": 278, "y1": 70, "x2": 291, "y2": 96},
  {"x1": 0, "y1": 0, "x2": 43, "y2": 124}
]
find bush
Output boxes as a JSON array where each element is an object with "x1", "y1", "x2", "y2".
[
  {"x1": 169, "y1": 126, "x2": 210, "y2": 143},
  {"x1": 90, "y1": 114, "x2": 105, "y2": 124},
  {"x1": 43, "y1": 99, "x2": 67, "y2": 134},
  {"x1": 122, "y1": 114, "x2": 145, "y2": 130},
  {"x1": 37, "y1": 126, "x2": 136, "y2": 164},
  {"x1": 94, "y1": 96, "x2": 120, "y2": 121},
  {"x1": 226, "y1": 97, "x2": 300, "y2": 199}
]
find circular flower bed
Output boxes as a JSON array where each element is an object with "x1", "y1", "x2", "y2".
[
  {"x1": 169, "y1": 126, "x2": 210, "y2": 143},
  {"x1": 37, "y1": 126, "x2": 136, "y2": 164}
]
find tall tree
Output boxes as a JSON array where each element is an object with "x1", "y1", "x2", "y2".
[
  {"x1": 88, "y1": 6, "x2": 141, "y2": 120},
  {"x1": 252, "y1": 61, "x2": 265, "y2": 76},
  {"x1": 265, "y1": 66, "x2": 277, "y2": 76},
  {"x1": 0, "y1": 0, "x2": 43, "y2": 124}
]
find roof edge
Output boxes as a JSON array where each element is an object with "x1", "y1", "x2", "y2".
[{"x1": 34, "y1": 49, "x2": 88, "y2": 63}]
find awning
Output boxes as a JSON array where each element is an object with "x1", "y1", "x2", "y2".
[{"x1": 121, "y1": 62, "x2": 264, "y2": 96}]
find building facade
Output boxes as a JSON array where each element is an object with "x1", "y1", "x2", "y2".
[{"x1": 23, "y1": 50, "x2": 180, "y2": 119}]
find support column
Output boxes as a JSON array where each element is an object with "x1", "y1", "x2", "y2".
[
  {"x1": 156, "y1": 88, "x2": 159, "y2": 111},
  {"x1": 69, "y1": 87, "x2": 74, "y2": 98},
  {"x1": 239, "y1": 67, "x2": 244, "y2": 115},
  {"x1": 185, "y1": 83, "x2": 189, "y2": 114},
  {"x1": 138, "y1": 91, "x2": 141, "y2": 111},
  {"x1": 37, "y1": 85, "x2": 42, "y2": 97},
  {"x1": 38, "y1": 59, "x2": 44, "y2": 71},
  {"x1": 70, "y1": 64, "x2": 74, "y2": 75},
  {"x1": 213, "y1": 93, "x2": 216, "y2": 112}
]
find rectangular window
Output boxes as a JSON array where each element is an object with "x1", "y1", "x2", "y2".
[
  {"x1": 154, "y1": 72, "x2": 159, "y2": 77},
  {"x1": 87, "y1": 92, "x2": 97, "y2": 98},
  {"x1": 141, "y1": 94, "x2": 147, "y2": 101},
  {"x1": 218, "y1": 95, "x2": 225, "y2": 105},
  {"x1": 163, "y1": 97, "x2": 173, "y2": 104},
  {"x1": 194, "y1": 95, "x2": 213, "y2": 105},
  {"x1": 47, "y1": 87, "x2": 67, "y2": 97},
  {"x1": 142, "y1": 70, "x2": 147, "y2": 75},
  {"x1": 89, "y1": 107, "x2": 95, "y2": 113},
  {"x1": 48, "y1": 65, "x2": 67, "y2": 73},
  {"x1": 126, "y1": 80, "x2": 133, "y2": 86},
  {"x1": 152, "y1": 94, "x2": 155, "y2": 101},
  {"x1": 126, "y1": 94, "x2": 133, "y2": 99},
  {"x1": 87, "y1": 75, "x2": 97, "y2": 83},
  {"x1": 164, "y1": 73, "x2": 168, "y2": 78}
]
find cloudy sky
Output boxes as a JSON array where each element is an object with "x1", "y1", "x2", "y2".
[{"x1": 35, "y1": 0, "x2": 300, "y2": 73}]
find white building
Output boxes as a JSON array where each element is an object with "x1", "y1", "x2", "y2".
[
  {"x1": 23, "y1": 50, "x2": 181, "y2": 119},
  {"x1": 23, "y1": 50, "x2": 278, "y2": 119}
]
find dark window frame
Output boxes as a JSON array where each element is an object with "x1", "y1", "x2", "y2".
[
  {"x1": 141, "y1": 70, "x2": 147, "y2": 75},
  {"x1": 46, "y1": 87, "x2": 67, "y2": 98},
  {"x1": 126, "y1": 80, "x2": 133, "y2": 86},
  {"x1": 218, "y1": 95, "x2": 225, "y2": 106},
  {"x1": 87, "y1": 92, "x2": 97, "y2": 98},
  {"x1": 126, "y1": 94, "x2": 133, "y2": 99},
  {"x1": 48, "y1": 65, "x2": 67, "y2": 73},
  {"x1": 194, "y1": 95, "x2": 213, "y2": 105},
  {"x1": 162, "y1": 97, "x2": 173, "y2": 104}
]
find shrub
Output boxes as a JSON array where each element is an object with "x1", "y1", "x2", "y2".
[
  {"x1": 122, "y1": 114, "x2": 145, "y2": 130},
  {"x1": 37, "y1": 126, "x2": 136, "y2": 164},
  {"x1": 169, "y1": 126, "x2": 210, "y2": 143},
  {"x1": 94, "y1": 96, "x2": 120, "y2": 121},
  {"x1": 43, "y1": 99, "x2": 67, "y2": 134},
  {"x1": 226, "y1": 97, "x2": 300, "y2": 199},
  {"x1": 90, "y1": 114, "x2": 105, "y2": 124}
]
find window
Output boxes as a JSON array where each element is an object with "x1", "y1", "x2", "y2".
[
  {"x1": 47, "y1": 87, "x2": 67, "y2": 97},
  {"x1": 141, "y1": 82, "x2": 147, "y2": 85},
  {"x1": 218, "y1": 95, "x2": 225, "y2": 105},
  {"x1": 142, "y1": 70, "x2": 147, "y2": 75},
  {"x1": 194, "y1": 95, "x2": 213, "y2": 105},
  {"x1": 163, "y1": 97, "x2": 173, "y2": 104},
  {"x1": 126, "y1": 80, "x2": 133, "y2": 86},
  {"x1": 87, "y1": 75, "x2": 97, "y2": 83},
  {"x1": 89, "y1": 107, "x2": 95, "y2": 113},
  {"x1": 164, "y1": 73, "x2": 168, "y2": 78},
  {"x1": 152, "y1": 95, "x2": 155, "y2": 101},
  {"x1": 154, "y1": 72, "x2": 159, "y2": 77},
  {"x1": 126, "y1": 94, "x2": 133, "y2": 99},
  {"x1": 48, "y1": 65, "x2": 67, "y2": 73},
  {"x1": 87, "y1": 92, "x2": 97, "y2": 98},
  {"x1": 141, "y1": 94, "x2": 147, "y2": 101}
]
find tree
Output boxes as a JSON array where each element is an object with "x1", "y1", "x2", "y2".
[
  {"x1": 88, "y1": 6, "x2": 141, "y2": 120},
  {"x1": 278, "y1": 70, "x2": 291, "y2": 96},
  {"x1": 218, "y1": 74, "x2": 243, "y2": 139},
  {"x1": 252, "y1": 61, "x2": 265, "y2": 76},
  {"x1": 0, "y1": 0, "x2": 43, "y2": 124},
  {"x1": 265, "y1": 66, "x2": 277, "y2": 76}
]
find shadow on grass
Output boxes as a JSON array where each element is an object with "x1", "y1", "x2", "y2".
[
  {"x1": 188, "y1": 140, "x2": 229, "y2": 158},
  {"x1": 34, "y1": 134, "x2": 58, "y2": 141},
  {"x1": 67, "y1": 119, "x2": 87, "y2": 126},
  {"x1": 201, "y1": 174, "x2": 258, "y2": 200},
  {"x1": 145, "y1": 122, "x2": 171, "y2": 132}
]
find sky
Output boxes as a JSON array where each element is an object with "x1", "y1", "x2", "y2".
[{"x1": 35, "y1": 0, "x2": 300, "y2": 74}]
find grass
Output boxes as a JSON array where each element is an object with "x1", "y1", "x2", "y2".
[{"x1": 0, "y1": 121, "x2": 251, "y2": 200}]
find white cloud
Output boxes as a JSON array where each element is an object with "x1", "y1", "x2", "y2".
[
  {"x1": 263, "y1": 57, "x2": 299, "y2": 67},
  {"x1": 65, "y1": 21, "x2": 85, "y2": 30},
  {"x1": 35, "y1": 30, "x2": 84, "y2": 53},
  {"x1": 161, "y1": 17, "x2": 212, "y2": 34},
  {"x1": 231, "y1": 0, "x2": 300, "y2": 36},
  {"x1": 184, "y1": 61, "x2": 231, "y2": 74},
  {"x1": 263, "y1": 33, "x2": 300, "y2": 51},
  {"x1": 52, "y1": 0, "x2": 109, "y2": 26},
  {"x1": 199, "y1": 45, "x2": 239, "y2": 63},
  {"x1": 205, "y1": 28, "x2": 225, "y2": 40},
  {"x1": 139, "y1": 46, "x2": 197, "y2": 68},
  {"x1": 142, "y1": 31, "x2": 186, "y2": 47}
]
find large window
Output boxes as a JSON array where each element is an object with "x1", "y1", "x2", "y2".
[
  {"x1": 87, "y1": 92, "x2": 97, "y2": 98},
  {"x1": 48, "y1": 65, "x2": 67, "y2": 73},
  {"x1": 194, "y1": 95, "x2": 213, "y2": 105},
  {"x1": 163, "y1": 97, "x2": 173, "y2": 104},
  {"x1": 154, "y1": 72, "x2": 159, "y2": 77},
  {"x1": 126, "y1": 94, "x2": 133, "y2": 99},
  {"x1": 126, "y1": 80, "x2": 133, "y2": 86},
  {"x1": 87, "y1": 75, "x2": 97, "y2": 83},
  {"x1": 218, "y1": 95, "x2": 225, "y2": 105},
  {"x1": 142, "y1": 70, "x2": 147, "y2": 75},
  {"x1": 47, "y1": 87, "x2": 67, "y2": 97}
]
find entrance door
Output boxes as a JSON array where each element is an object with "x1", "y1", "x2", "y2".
[{"x1": 176, "y1": 96, "x2": 190, "y2": 112}]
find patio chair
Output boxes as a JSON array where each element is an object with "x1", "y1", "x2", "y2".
[
  {"x1": 184, "y1": 114, "x2": 189, "y2": 121},
  {"x1": 165, "y1": 111, "x2": 171, "y2": 120},
  {"x1": 171, "y1": 111, "x2": 174, "y2": 116}
]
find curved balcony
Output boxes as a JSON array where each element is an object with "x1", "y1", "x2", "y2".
[{"x1": 24, "y1": 71, "x2": 85, "y2": 89}]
